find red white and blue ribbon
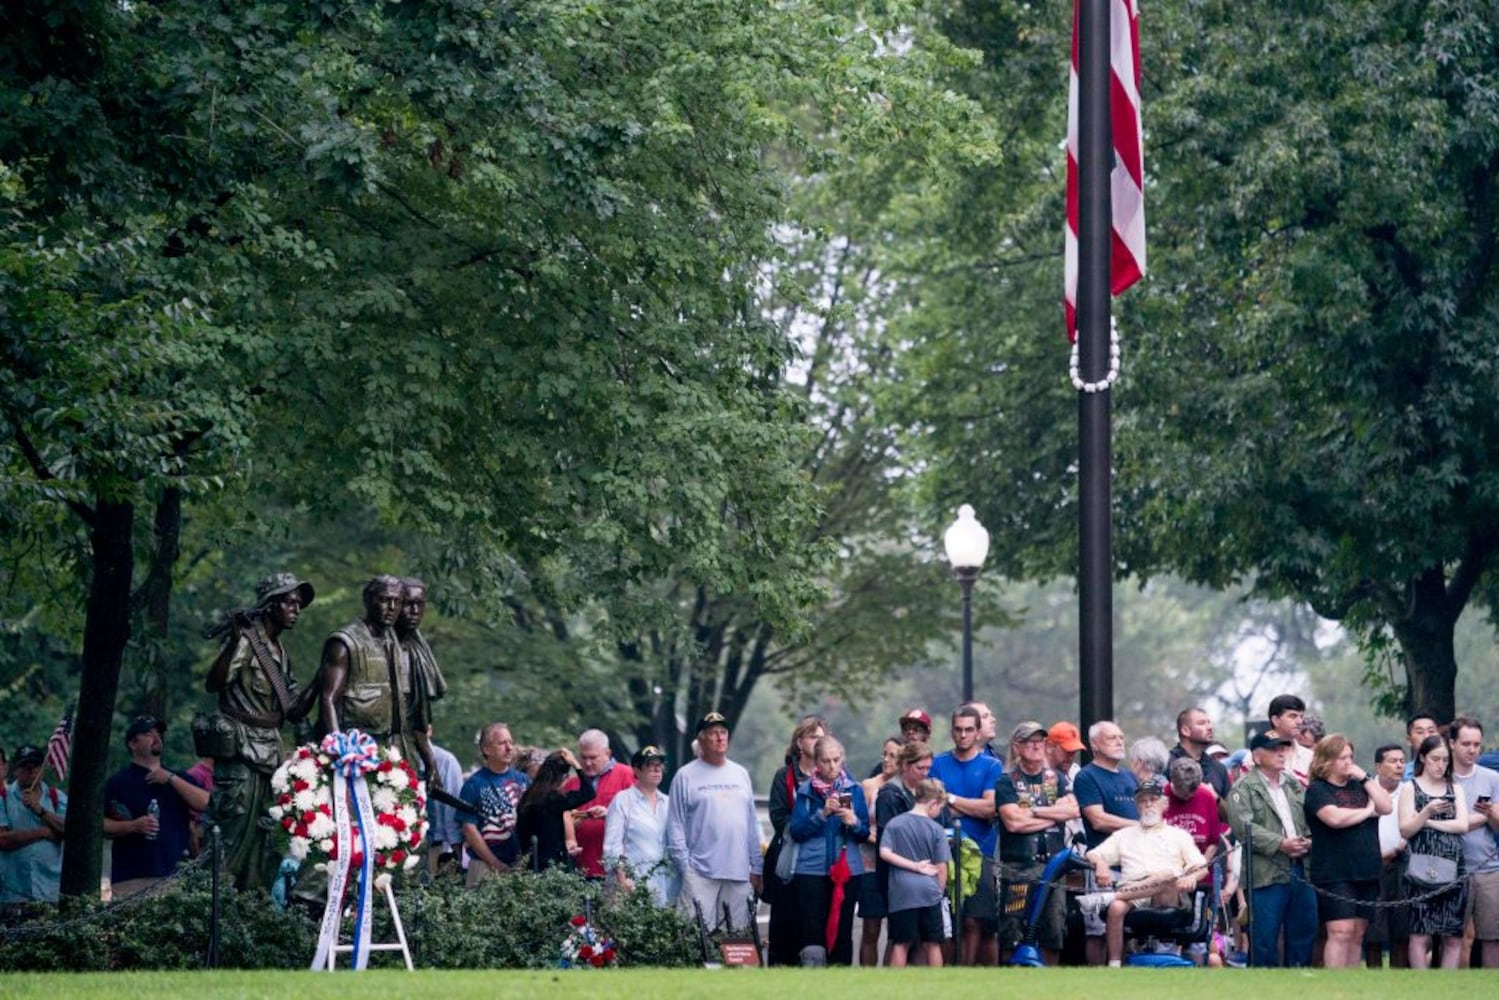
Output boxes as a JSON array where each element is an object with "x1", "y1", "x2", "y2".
[{"x1": 311, "y1": 729, "x2": 380, "y2": 971}]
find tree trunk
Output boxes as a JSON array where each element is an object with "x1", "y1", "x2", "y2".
[
  {"x1": 139, "y1": 485, "x2": 182, "y2": 719},
  {"x1": 1390, "y1": 569, "x2": 1462, "y2": 724},
  {"x1": 58, "y1": 498, "x2": 135, "y2": 900}
]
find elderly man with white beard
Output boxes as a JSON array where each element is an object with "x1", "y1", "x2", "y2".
[{"x1": 1077, "y1": 778, "x2": 1206, "y2": 967}]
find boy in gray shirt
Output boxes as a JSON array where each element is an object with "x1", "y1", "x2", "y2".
[{"x1": 879, "y1": 778, "x2": 951, "y2": 967}]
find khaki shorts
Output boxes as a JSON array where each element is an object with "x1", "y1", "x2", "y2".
[{"x1": 1468, "y1": 868, "x2": 1499, "y2": 940}]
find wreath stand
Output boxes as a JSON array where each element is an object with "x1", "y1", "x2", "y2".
[{"x1": 322, "y1": 879, "x2": 414, "y2": 971}]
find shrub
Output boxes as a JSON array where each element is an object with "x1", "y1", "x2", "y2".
[
  {"x1": 405, "y1": 868, "x2": 698, "y2": 969},
  {"x1": 0, "y1": 864, "x2": 699, "y2": 970}
]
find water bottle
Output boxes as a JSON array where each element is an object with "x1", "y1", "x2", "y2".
[{"x1": 146, "y1": 798, "x2": 160, "y2": 840}]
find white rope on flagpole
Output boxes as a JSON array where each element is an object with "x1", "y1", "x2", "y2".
[{"x1": 1069, "y1": 315, "x2": 1121, "y2": 393}]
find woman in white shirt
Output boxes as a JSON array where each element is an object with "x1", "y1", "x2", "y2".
[{"x1": 603, "y1": 746, "x2": 676, "y2": 905}]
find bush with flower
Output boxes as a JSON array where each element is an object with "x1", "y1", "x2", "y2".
[
  {"x1": 558, "y1": 913, "x2": 618, "y2": 969},
  {"x1": 267, "y1": 739, "x2": 427, "y2": 874}
]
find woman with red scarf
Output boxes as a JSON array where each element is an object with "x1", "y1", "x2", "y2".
[
  {"x1": 765, "y1": 715, "x2": 825, "y2": 965},
  {"x1": 788, "y1": 736, "x2": 870, "y2": 965}
]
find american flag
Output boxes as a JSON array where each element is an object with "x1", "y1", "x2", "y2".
[
  {"x1": 1065, "y1": 0, "x2": 1146, "y2": 341},
  {"x1": 45, "y1": 706, "x2": 73, "y2": 783}
]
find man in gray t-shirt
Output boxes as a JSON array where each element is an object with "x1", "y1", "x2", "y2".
[
  {"x1": 1451, "y1": 719, "x2": 1499, "y2": 967},
  {"x1": 665, "y1": 712, "x2": 762, "y2": 931}
]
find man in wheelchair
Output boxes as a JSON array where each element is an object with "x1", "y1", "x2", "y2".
[{"x1": 1078, "y1": 778, "x2": 1207, "y2": 966}]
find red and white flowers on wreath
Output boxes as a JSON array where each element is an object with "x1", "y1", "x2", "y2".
[{"x1": 268, "y1": 741, "x2": 427, "y2": 873}]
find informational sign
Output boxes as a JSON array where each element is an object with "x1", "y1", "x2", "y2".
[{"x1": 718, "y1": 940, "x2": 761, "y2": 966}]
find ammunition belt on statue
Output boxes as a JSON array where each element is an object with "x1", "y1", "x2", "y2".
[{"x1": 221, "y1": 704, "x2": 283, "y2": 730}]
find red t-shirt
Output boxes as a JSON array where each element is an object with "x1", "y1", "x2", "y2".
[
  {"x1": 1163, "y1": 785, "x2": 1225, "y2": 884},
  {"x1": 562, "y1": 762, "x2": 635, "y2": 876}
]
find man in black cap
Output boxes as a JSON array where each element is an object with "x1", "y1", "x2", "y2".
[
  {"x1": 202, "y1": 570, "x2": 315, "y2": 890},
  {"x1": 665, "y1": 712, "x2": 762, "y2": 930},
  {"x1": 103, "y1": 716, "x2": 210, "y2": 898},
  {"x1": 1225, "y1": 730, "x2": 1315, "y2": 967},
  {"x1": 0, "y1": 743, "x2": 68, "y2": 909}
]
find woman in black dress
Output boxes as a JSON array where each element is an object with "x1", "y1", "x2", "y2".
[{"x1": 1397, "y1": 734, "x2": 1469, "y2": 968}]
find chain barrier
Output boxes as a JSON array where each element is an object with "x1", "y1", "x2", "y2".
[
  {"x1": 986, "y1": 831, "x2": 1499, "y2": 913},
  {"x1": 1289, "y1": 837, "x2": 1499, "y2": 910}
]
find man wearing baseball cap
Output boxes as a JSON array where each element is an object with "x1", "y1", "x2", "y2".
[
  {"x1": 996, "y1": 721, "x2": 1078, "y2": 964},
  {"x1": 0, "y1": 744, "x2": 68, "y2": 908},
  {"x1": 899, "y1": 710, "x2": 933, "y2": 742},
  {"x1": 666, "y1": 712, "x2": 762, "y2": 930},
  {"x1": 103, "y1": 716, "x2": 210, "y2": 898},
  {"x1": 1046, "y1": 722, "x2": 1086, "y2": 775},
  {"x1": 1225, "y1": 730, "x2": 1314, "y2": 967},
  {"x1": 1079, "y1": 778, "x2": 1207, "y2": 966},
  {"x1": 1046, "y1": 722, "x2": 1088, "y2": 847}
]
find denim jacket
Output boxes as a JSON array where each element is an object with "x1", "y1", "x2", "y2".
[{"x1": 789, "y1": 776, "x2": 870, "y2": 877}]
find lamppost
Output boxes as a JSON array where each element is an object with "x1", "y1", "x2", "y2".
[{"x1": 943, "y1": 504, "x2": 990, "y2": 704}]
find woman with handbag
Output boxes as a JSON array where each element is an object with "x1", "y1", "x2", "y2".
[
  {"x1": 788, "y1": 736, "x2": 871, "y2": 965},
  {"x1": 765, "y1": 715, "x2": 826, "y2": 965},
  {"x1": 1303, "y1": 734, "x2": 1392, "y2": 966},
  {"x1": 1397, "y1": 734, "x2": 1469, "y2": 968}
]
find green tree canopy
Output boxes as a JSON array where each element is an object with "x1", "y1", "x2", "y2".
[{"x1": 897, "y1": 0, "x2": 1499, "y2": 723}]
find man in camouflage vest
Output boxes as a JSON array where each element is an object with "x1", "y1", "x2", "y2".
[{"x1": 315, "y1": 575, "x2": 435, "y2": 782}]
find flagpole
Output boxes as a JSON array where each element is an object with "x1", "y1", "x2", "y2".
[{"x1": 1077, "y1": 0, "x2": 1114, "y2": 734}]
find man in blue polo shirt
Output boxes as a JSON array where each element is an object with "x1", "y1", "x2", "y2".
[
  {"x1": 1072, "y1": 719, "x2": 1138, "y2": 965},
  {"x1": 929, "y1": 705, "x2": 1003, "y2": 966},
  {"x1": 104, "y1": 715, "x2": 210, "y2": 898}
]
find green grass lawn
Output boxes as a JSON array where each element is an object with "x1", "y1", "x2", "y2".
[{"x1": 1, "y1": 968, "x2": 1491, "y2": 999}]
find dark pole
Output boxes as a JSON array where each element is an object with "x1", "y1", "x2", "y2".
[
  {"x1": 206, "y1": 824, "x2": 221, "y2": 969},
  {"x1": 956, "y1": 567, "x2": 979, "y2": 703},
  {"x1": 1077, "y1": 0, "x2": 1114, "y2": 734}
]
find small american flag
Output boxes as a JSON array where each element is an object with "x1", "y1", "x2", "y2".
[{"x1": 45, "y1": 706, "x2": 73, "y2": 783}]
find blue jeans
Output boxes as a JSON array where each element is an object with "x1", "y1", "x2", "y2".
[{"x1": 1249, "y1": 863, "x2": 1317, "y2": 967}]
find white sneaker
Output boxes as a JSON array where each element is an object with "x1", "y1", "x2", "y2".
[{"x1": 1076, "y1": 890, "x2": 1115, "y2": 918}]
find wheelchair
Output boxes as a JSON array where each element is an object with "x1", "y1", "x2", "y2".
[{"x1": 1009, "y1": 841, "x2": 1222, "y2": 968}]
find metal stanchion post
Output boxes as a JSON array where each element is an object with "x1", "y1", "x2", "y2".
[
  {"x1": 1242, "y1": 826, "x2": 1254, "y2": 967},
  {"x1": 207, "y1": 824, "x2": 221, "y2": 969},
  {"x1": 951, "y1": 817, "x2": 964, "y2": 958}
]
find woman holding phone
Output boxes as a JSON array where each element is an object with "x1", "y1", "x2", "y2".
[
  {"x1": 788, "y1": 736, "x2": 870, "y2": 965},
  {"x1": 1397, "y1": 734, "x2": 1469, "y2": 968}
]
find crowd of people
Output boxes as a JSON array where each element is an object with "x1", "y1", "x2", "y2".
[
  {"x1": 7, "y1": 626, "x2": 1499, "y2": 974},
  {"x1": 424, "y1": 694, "x2": 1499, "y2": 970}
]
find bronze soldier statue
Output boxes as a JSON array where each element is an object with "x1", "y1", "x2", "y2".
[
  {"x1": 201, "y1": 572, "x2": 316, "y2": 891},
  {"x1": 395, "y1": 577, "x2": 447, "y2": 792},
  {"x1": 315, "y1": 575, "x2": 437, "y2": 784}
]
